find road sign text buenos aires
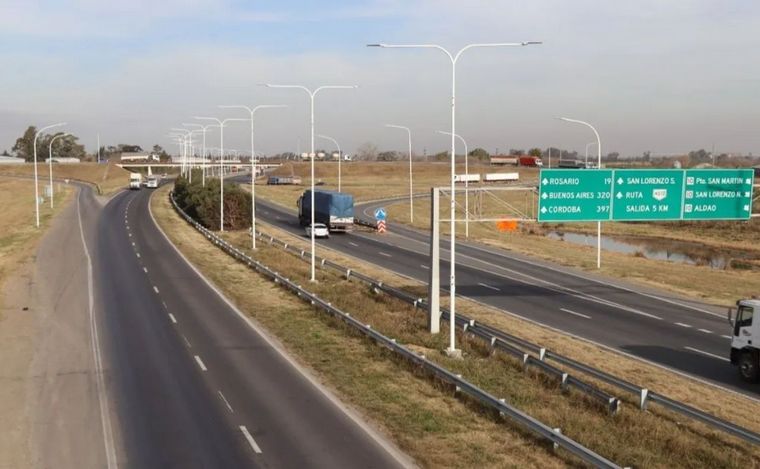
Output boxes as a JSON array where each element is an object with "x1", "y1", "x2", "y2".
[
  {"x1": 538, "y1": 168, "x2": 754, "y2": 222},
  {"x1": 538, "y1": 169, "x2": 613, "y2": 221}
]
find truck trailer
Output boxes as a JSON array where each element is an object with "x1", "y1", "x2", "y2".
[
  {"x1": 297, "y1": 189, "x2": 354, "y2": 232},
  {"x1": 518, "y1": 156, "x2": 544, "y2": 167},
  {"x1": 129, "y1": 172, "x2": 142, "y2": 190},
  {"x1": 729, "y1": 298, "x2": 760, "y2": 382}
]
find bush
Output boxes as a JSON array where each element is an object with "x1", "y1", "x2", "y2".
[{"x1": 174, "y1": 174, "x2": 251, "y2": 230}]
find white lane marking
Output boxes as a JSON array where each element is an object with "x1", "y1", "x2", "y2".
[
  {"x1": 379, "y1": 251, "x2": 392, "y2": 257},
  {"x1": 143, "y1": 267, "x2": 148, "y2": 273},
  {"x1": 168, "y1": 313, "x2": 177, "y2": 324},
  {"x1": 684, "y1": 346, "x2": 730, "y2": 362},
  {"x1": 136, "y1": 252, "x2": 140, "y2": 258},
  {"x1": 349, "y1": 241, "x2": 359, "y2": 247},
  {"x1": 420, "y1": 264, "x2": 430, "y2": 270},
  {"x1": 478, "y1": 282, "x2": 500, "y2": 292},
  {"x1": 698, "y1": 328, "x2": 712, "y2": 334},
  {"x1": 218, "y1": 391, "x2": 234, "y2": 413},
  {"x1": 239, "y1": 426, "x2": 262, "y2": 454},
  {"x1": 77, "y1": 191, "x2": 118, "y2": 469},
  {"x1": 132, "y1": 242, "x2": 136, "y2": 247},
  {"x1": 674, "y1": 322, "x2": 692, "y2": 328},
  {"x1": 194, "y1": 355, "x2": 207, "y2": 371},
  {"x1": 153, "y1": 286, "x2": 159, "y2": 294},
  {"x1": 182, "y1": 335, "x2": 192, "y2": 348},
  {"x1": 128, "y1": 233, "x2": 132, "y2": 237},
  {"x1": 560, "y1": 308, "x2": 592, "y2": 319},
  {"x1": 722, "y1": 335, "x2": 732, "y2": 340}
]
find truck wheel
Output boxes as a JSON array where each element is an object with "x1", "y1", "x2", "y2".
[{"x1": 739, "y1": 351, "x2": 760, "y2": 383}]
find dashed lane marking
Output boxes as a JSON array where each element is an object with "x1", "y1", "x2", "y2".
[
  {"x1": 168, "y1": 313, "x2": 177, "y2": 324},
  {"x1": 684, "y1": 346, "x2": 730, "y2": 362},
  {"x1": 239, "y1": 426, "x2": 262, "y2": 454},
  {"x1": 697, "y1": 328, "x2": 713, "y2": 334},
  {"x1": 674, "y1": 322, "x2": 692, "y2": 328},
  {"x1": 194, "y1": 355, "x2": 207, "y2": 371},
  {"x1": 478, "y1": 282, "x2": 500, "y2": 292},
  {"x1": 560, "y1": 308, "x2": 592, "y2": 319},
  {"x1": 218, "y1": 391, "x2": 234, "y2": 413},
  {"x1": 153, "y1": 286, "x2": 159, "y2": 293}
]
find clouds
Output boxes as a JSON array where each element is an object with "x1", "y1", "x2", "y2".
[{"x1": 2, "y1": 1, "x2": 760, "y2": 156}]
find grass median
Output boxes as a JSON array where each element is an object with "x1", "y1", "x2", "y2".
[{"x1": 154, "y1": 183, "x2": 760, "y2": 468}]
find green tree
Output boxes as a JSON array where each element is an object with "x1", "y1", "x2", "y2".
[
  {"x1": 468, "y1": 148, "x2": 490, "y2": 160},
  {"x1": 1, "y1": 149, "x2": 9, "y2": 156},
  {"x1": 12, "y1": 126, "x2": 37, "y2": 161},
  {"x1": 528, "y1": 148, "x2": 542, "y2": 157}
]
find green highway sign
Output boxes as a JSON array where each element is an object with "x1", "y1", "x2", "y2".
[
  {"x1": 612, "y1": 169, "x2": 684, "y2": 221},
  {"x1": 538, "y1": 168, "x2": 755, "y2": 222},
  {"x1": 682, "y1": 169, "x2": 755, "y2": 220},
  {"x1": 538, "y1": 169, "x2": 613, "y2": 222}
]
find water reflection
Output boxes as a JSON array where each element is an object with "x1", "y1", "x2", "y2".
[{"x1": 546, "y1": 231, "x2": 759, "y2": 270}]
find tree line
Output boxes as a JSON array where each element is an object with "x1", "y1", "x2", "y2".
[{"x1": 173, "y1": 172, "x2": 252, "y2": 231}]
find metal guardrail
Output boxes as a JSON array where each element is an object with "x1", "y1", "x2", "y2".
[
  {"x1": 169, "y1": 193, "x2": 622, "y2": 469},
  {"x1": 256, "y1": 215, "x2": 760, "y2": 447}
]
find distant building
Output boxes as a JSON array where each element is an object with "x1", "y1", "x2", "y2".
[
  {"x1": 44, "y1": 157, "x2": 80, "y2": 164},
  {"x1": 121, "y1": 152, "x2": 159, "y2": 163},
  {"x1": 0, "y1": 155, "x2": 25, "y2": 164}
]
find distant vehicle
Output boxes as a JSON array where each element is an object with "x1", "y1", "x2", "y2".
[
  {"x1": 558, "y1": 159, "x2": 586, "y2": 169},
  {"x1": 161, "y1": 173, "x2": 168, "y2": 179},
  {"x1": 490, "y1": 156, "x2": 519, "y2": 166},
  {"x1": 484, "y1": 172, "x2": 520, "y2": 183},
  {"x1": 728, "y1": 298, "x2": 760, "y2": 383},
  {"x1": 305, "y1": 223, "x2": 330, "y2": 239},
  {"x1": 454, "y1": 174, "x2": 481, "y2": 183},
  {"x1": 267, "y1": 175, "x2": 302, "y2": 185},
  {"x1": 146, "y1": 175, "x2": 159, "y2": 188},
  {"x1": 297, "y1": 189, "x2": 354, "y2": 232},
  {"x1": 129, "y1": 173, "x2": 142, "y2": 190},
  {"x1": 518, "y1": 156, "x2": 544, "y2": 167}
]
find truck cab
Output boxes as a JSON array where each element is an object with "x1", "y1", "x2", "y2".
[{"x1": 729, "y1": 299, "x2": 760, "y2": 382}]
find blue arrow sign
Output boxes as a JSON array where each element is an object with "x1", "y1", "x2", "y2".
[{"x1": 374, "y1": 207, "x2": 387, "y2": 220}]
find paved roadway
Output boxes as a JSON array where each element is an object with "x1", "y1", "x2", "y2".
[
  {"x1": 246, "y1": 188, "x2": 757, "y2": 398},
  {"x1": 89, "y1": 184, "x2": 409, "y2": 468}
]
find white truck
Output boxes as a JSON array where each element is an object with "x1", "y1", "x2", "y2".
[
  {"x1": 146, "y1": 175, "x2": 159, "y2": 188},
  {"x1": 129, "y1": 173, "x2": 142, "y2": 190},
  {"x1": 728, "y1": 298, "x2": 759, "y2": 382}
]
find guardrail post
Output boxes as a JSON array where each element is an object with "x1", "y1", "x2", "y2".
[
  {"x1": 552, "y1": 428, "x2": 562, "y2": 451},
  {"x1": 640, "y1": 389, "x2": 649, "y2": 411},
  {"x1": 428, "y1": 187, "x2": 441, "y2": 334},
  {"x1": 539, "y1": 348, "x2": 547, "y2": 361}
]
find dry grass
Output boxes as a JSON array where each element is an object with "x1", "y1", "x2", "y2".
[
  {"x1": 0, "y1": 178, "x2": 73, "y2": 317},
  {"x1": 154, "y1": 183, "x2": 760, "y2": 468},
  {"x1": 0, "y1": 162, "x2": 130, "y2": 195}
]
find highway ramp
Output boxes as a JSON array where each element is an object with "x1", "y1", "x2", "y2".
[{"x1": 253, "y1": 196, "x2": 758, "y2": 398}]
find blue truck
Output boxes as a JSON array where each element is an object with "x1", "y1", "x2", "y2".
[{"x1": 297, "y1": 189, "x2": 354, "y2": 232}]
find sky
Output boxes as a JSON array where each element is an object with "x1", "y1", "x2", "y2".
[{"x1": 2, "y1": 0, "x2": 760, "y2": 158}]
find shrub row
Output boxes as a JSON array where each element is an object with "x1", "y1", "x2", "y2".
[{"x1": 173, "y1": 172, "x2": 251, "y2": 230}]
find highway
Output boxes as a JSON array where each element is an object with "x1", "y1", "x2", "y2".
[
  {"x1": 88, "y1": 184, "x2": 409, "y2": 468},
  {"x1": 248, "y1": 189, "x2": 757, "y2": 398}
]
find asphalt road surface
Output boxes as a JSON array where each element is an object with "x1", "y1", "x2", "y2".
[
  {"x1": 249, "y1": 190, "x2": 758, "y2": 398},
  {"x1": 89, "y1": 184, "x2": 409, "y2": 468}
]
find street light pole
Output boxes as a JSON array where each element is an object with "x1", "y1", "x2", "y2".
[
  {"x1": 219, "y1": 104, "x2": 287, "y2": 249},
  {"x1": 437, "y1": 130, "x2": 470, "y2": 237},
  {"x1": 262, "y1": 83, "x2": 358, "y2": 282},
  {"x1": 559, "y1": 117, "x2": 603, "y2": 268},
  {"x1": 316, "y1": 134, "x2": 342, "y2": 191},
  {"x1": 585, "y1": 141, "x2": 597, "y2": 168},
  {"x1": 369, "y1": 41, "x2": 540, "y2": 354},
  {"x1": 194, "y1": 117, "x2": 247, "y2": 232},
  {"x1": 183, "y1": 123, "x2": 218, "y2": 186},
  {"x1": 33, "y1": 122, "x2": 66, "y2": 227},
  {"x1": 47, "y1": 132, "x2": 69, "y2": 208},
  {"x1": 385, "y1": 124, "x2": 414, "y2": 224}
]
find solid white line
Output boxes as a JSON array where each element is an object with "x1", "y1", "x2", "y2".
[
  {"x1": 478, "y1": 282, "x2": 500, "y2": 292},
  {"x1": 182, "y1": 335, "x2": 192, "y2": 348},
  {"x1": 349, "y1": 241, "x2": 359, "y2": 247},
  {"x1": 77, "y1": 190, "x2": 118, "y2": 469},
  {"x1": 239, "y1": 426, "x2": 262, "y2": 454},
  {"x1": 698, "y1": 328, "x2": 712, "y2": 334},
  {"x1": 194, "y1": 355, "x2": 207, "y2": 371},
  {"x1": 560, "y1": 308, "x2": 592, "y2": 319},
  {"x1": 153, "y1": 286, "x2": 159, "y2": 294},
  {"x1": 168, "y1": 313, "x2": 177, "y2": 324},
  {"x1": 684, "y1": 346, "x2": 730, "y2": 362},
  {"x1": 674, "y1": 322, "x2": 692, "y2": 328},
  {"x1": 218, "y1": 391, "x2": 234, "y2": 413}
]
